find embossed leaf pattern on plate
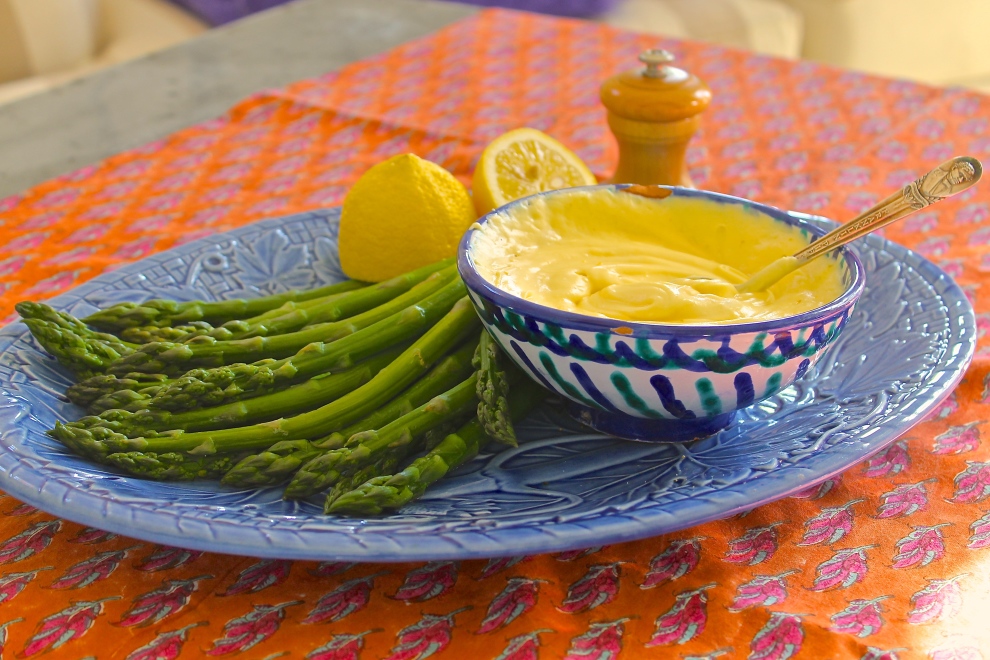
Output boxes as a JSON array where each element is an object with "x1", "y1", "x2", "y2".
[{"x1": 230, "y1": 228, "x2": 313, "y2": 294}]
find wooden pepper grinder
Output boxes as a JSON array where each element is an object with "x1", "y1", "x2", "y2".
[{"x1": 600, "y1": 49, "x2": 711, "y2": 187}]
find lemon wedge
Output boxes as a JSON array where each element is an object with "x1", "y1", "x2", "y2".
[
  {"x1": 338, "y1": 153, "x2": 475, "y2": 282},
  {"x1": 471, "y1": 127, "x2": 596, "y2": 216}
]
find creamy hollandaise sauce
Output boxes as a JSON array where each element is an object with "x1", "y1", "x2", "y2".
[{"x1": 470, "y1": 189, "x2": 846, "y2": 324}]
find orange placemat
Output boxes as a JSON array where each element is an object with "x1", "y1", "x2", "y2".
[{"x1": 1, "y1": 9, "x2": 989, "y2": 659}]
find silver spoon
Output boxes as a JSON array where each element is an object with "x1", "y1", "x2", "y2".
[{"x1": 736, "y1": 156, "x2": 983, "y2": 293}]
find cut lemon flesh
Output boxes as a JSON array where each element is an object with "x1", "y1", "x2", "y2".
[{"x1": 472, "y1": 128, "x2": 596, "y2": 216}]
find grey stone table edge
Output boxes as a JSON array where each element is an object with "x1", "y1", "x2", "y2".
[{"x1": 0, "y1": 0, "x2": 477, "y2": 199}]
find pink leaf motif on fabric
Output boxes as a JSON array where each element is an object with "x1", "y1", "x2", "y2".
[
  {"x1": 0, "y1": 566, "x2": 52, "y2": 605},
  {"x1": 967, "y1": 511, "x2": 990, "y2": 549},
  {"x1": 681, "y1": 648, "x2": 732, "y2": 660},
  {"x1": 749, "y1": 612, "x2": 804, "y2": 660},
  {"x1": 476, "y1": 577, "x2": 545, "y2": 634},
  {"x1": 5, "y1": 232, "x2": 50, "y2": 255},
  {"x1": 492, "y1": 630, "x2": 553, "y2": 660},
  {"x1": 876, "y1": 480, "x2": 935, "y2": 518},
  {"x1": 50, "y1": 545, "x2": 139, "y2": 589},
  {"x1": 305, "y1": 630, "x2": 378, "y2": 660},
  {"x1": 558, "y1": 563, "x2": 623, "y2": 613},
  {"x1": 206, "y1": 601, "x2": 303, "y2": 656},
  {"x1": 647, "y1": 584, "x2": 714, "y2": 646},
  {"x1": 0, "y1": 520, "x2": 60, "y2": 565},
  {"x1": 641, "y1": 538, "x2": 703, "y2": 589},
  {"x1": 929, "y1": 646, "x2": 984, "y2": 660},
  {"x1": 941, "y1": 252, "x2": 969, "y2": 270},
  {"x1": 6, "y1": 503, "x2": 37, "y2": 516},
  {"x1": 221, "y1": 559, "x2": 292, "y2": 596},
  {"x1": 0, "y1": 617, "x2": 22, "y2": 656},
  {"x1": 303, "y1": 573, "x2": 385, "y2": 625},
  {"x1": 790, "y1": 477, "x2": 841, "y2": 500},
  {"x1": 860, "y1": 646, "x2": 905, "y2": 660},
  {"x1": 892, "y1": 524, "x2": 950, "y2": 568},
  {"x1": 392, "y1": 562, "x2": 459, "y2": 602},
  {"x1": 0, "y1": 256, "x2": 27, "y2": 278},
  {"x1": 478, "y1": 555, "x2": 527, "y2": 580},
  {"x1": 136, "y1": 545, "x2": 202, "y2": 572},
  {"x1": 69, "y1": 527, "x2": 117, "y2": 545},
  {"x1": 924, "y1": 391, "x2": 959, "y2": 420},
  {"x1": 117, "y1": 575, "x2": 212, "y2": 627},
  {"x1": 309, "y1": 561, "x2": 355, "y2": 578},
  {"x1": 908, "y1": 576, "x2": 967, "y2": 624},
  {"x1": 952, "y1": 462, "x2": 990, "y2": 503},
  {"x1": 811, "y1": 546, "x2": 874, "y2": 591},
  {"x1": 555, "y1": 546, "x2": 602, "y2": 562},
  {"x1": 861, "y1": 440, "x2": 910, "y2": 478},
  {"x1": 728, "y1": 570, "x2": 799, "y2": 612},
  {"x1": 383, "y1": 607, "x2": 469, "y2": 660},
  {"x1": 20, "y1": 597, "x2": 118, "y2": 657},
  {"x1": 829, "y1": 596, "x2": 891, "y2": 637},
  {"x1": 798, "y1": 500, "x2": 863, "y2": 545},
  {"x1": 933, "y1": 422, "x2": 982, "y2": 454},
  {"x1": 724, "y1": 524, "x2": 780, "y2": 565},
  {"x1": 563, "y1": 619, "x2": 627, "y2": 660},
  {"x1": 124, "y1": 622, "x2": 207, "y2": 660}
]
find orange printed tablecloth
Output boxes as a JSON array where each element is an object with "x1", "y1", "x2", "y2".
[{"x1": 1, "y1": 9, "x2": 989, "y2": 660}]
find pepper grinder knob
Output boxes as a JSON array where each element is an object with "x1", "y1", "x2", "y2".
[
  {"x1": 600, "y1": 49, "x2": 711, "y2": 187},
  {"x1": 639, "y1": 48, "x2": 675, "y2": 78}
]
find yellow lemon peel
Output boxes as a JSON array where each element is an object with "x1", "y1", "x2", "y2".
[{"x1": 338, "y1": 153, "x2": 475, "y2": 282}]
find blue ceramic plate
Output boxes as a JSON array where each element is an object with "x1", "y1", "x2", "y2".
[{"x1": 0, "y1": 209, "x2": 974, "y2": 561}]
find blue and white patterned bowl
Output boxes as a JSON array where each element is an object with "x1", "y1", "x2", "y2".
[{"x1": 458, "y1": 185, "x2": 866, "y2": 441}]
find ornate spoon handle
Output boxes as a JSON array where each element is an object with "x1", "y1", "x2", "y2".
[
  {"x1": 793, "y1": 156, "x2": 983, "y2": 263},
  {"x1": 736, "y1": 156, "x2": 983, "y2": 293}
]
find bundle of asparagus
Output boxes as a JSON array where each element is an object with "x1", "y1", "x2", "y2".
[{"x1": 16, "y1": 258, "x2": 543, "y2": 515}]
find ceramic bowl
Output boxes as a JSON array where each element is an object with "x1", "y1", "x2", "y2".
[{"x1": 457, "y1": 185, "x2": 866, "y2": 442}]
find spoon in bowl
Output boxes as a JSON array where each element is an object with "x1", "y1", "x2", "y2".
[{"x1": 735, "y1": 156, "x2": 983, "y2": 293}]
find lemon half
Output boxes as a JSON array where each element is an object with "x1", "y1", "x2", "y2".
[{"x1": 471, "y1": 127, "x2": 596, "y2": 216}]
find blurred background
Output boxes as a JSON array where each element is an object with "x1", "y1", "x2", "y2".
[{"x1": 1, "y1": 0, "x2": 989, "y2": 108}]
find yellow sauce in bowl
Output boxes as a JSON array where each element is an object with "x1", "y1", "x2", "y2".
[{"x1": 469, "y1": 189, "x2": 846, "y2": 325}]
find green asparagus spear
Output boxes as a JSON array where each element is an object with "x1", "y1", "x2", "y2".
[
  {"x1": 283, "y1": 374, "x2": 479, "y2": 499},
  {"x1": 17, "y1": 301, "x2": 99, "y2": 336},
  {"x1": 474, "y1": 329, "x2": 518, "y2": 447},
  {"x1": 117, "y1": 290, "x2": 377, "y2": 344},
  {"x1": 193, "y1": 258, "x2": 454, "y2": 341},
  {"x1": 217, "y1": 440, "x2": 324, "y2": 488},
  {"x1": 139, "y1": 278, "x2": 469, "y2": 409},
  {"x1": 319, "y1": 410, "x2": 472, "y2": 510},
  {"x1": 18, "y1": 303, "x2": 139, "y2": 377},
  {"x1": 119, "y1": 322, "x2": 216, "y2": 344},
  {"x1": 48, "y1": 296, "x2": 481, "y2": 458},
  {"x1": 203, "y1": 283, "x2": 381, "y2": 338},
  {"x1": 83, "y1": 279, "x2": 366, "y2": 331},
  {"x1": 422, "y1": 410, "x2": 476, "y2": 451},
  {"x1": 323, "y1": 450, "x2": 410, "y2": 509},
  {"x1": 198, "y1": 289, "x2": 372, "y2": 341},
  {"x1": 67, "y1": 344, "x2": 407, "y2": 435},
  {"x1": 328, "y1": 380, "x2": 546, "y2": 515},
  {"x1": 90, "y1": 384, "x2": 171, "y2": 414},
  {"x1": 52, "y1": 422, "x2": 157, "y2": 462},
  {"x1": 220, "y1": 341, "x2": 477, "y2": 488},
  {"x1": 109, "y1": 268, "x2": 455, "y2": 374},
  {"x1": 68, "y1": 373, "x2": 161, "y2": 408},
  {"x1": 141, "y1": 359, "x2": 282, "y2": 411},
  {"x1": 104, "y1": 451, "x2": 246, "y2": 481},
  {"x1": 69, "y1": 372, "x2": 180, "y2": 413}
]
